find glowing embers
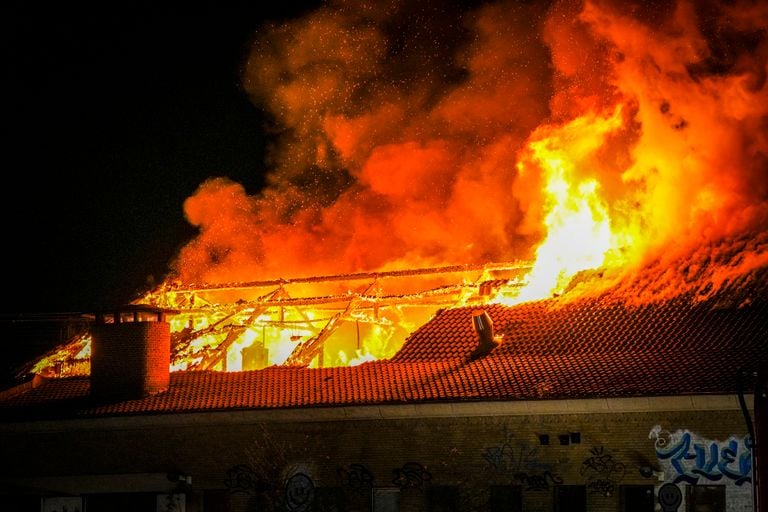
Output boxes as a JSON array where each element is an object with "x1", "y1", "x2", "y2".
[
  {"x1": 157, "y1": 262, "x2": 527, "y2": 371},
  {"x1": 29, "y1": 333, "x2": 91, "y2": 378},
  {"x1": 22, "y1": 263, "x2": 529, "y2": 378},
  {"x1": 168, "y1": 301, "x2": 432, "y2": 371}
]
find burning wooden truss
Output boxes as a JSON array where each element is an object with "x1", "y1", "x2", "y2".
[{"x1": 22, "y1": 262, "x2": 530, "y2": 378}]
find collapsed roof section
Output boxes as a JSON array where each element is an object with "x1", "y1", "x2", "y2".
[{"x1": 17, "y1": 262, "x2": 531, "y2": 380}]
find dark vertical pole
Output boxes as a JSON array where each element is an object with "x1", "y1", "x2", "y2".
[{"x1": 756, "y1": 370, "x2": 767, "y2": 512}]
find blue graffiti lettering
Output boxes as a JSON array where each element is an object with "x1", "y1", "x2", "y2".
[
  {"x1": 655, "y1": 431, "x2": 752, "y2": 486},
  {"x1": 692, "y1": 441, "x2": 721, "y2": 481}
]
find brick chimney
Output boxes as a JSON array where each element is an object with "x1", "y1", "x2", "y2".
[{"x1": 90, "y1": 304, "x2": 177, "y2": 402}]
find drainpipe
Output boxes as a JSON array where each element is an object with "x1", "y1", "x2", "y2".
[{"x1": 756, "y1": 369, "x2": 767, "y2": 512}]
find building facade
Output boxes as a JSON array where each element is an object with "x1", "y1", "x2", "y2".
[{"x1": 2, "y1": 263, "x2": 766, "y2": 512}]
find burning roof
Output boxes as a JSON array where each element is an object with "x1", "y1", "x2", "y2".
[
  {"x1": 16, "y1": 230, "x2": 768, "y2": 383},
  {"x1": 6, "y1": 0, "x2": 768, "y2": 409},
  {"x1": 17, "y1": 262, "x2": 531, "y2": 379},
  {"x1": 2, "y1": 246, "x2": 766, "y2": 420}
]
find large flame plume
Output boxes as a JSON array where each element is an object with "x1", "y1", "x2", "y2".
[
  {"x1": 172, "y1": 0, "x2": 768, "y2": 301},
  {"x1": 23, "y1": 0, "x2": 768, "y2": 377}
]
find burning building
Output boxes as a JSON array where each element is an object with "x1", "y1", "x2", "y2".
[
  {"x1": 2, "y1": 0, "x2": 768, "y2": 511},
  {"x1": 0, "y1": 245, "x2": 765, "y2": 512}
]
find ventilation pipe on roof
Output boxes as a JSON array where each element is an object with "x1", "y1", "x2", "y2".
[{"x1": 469, "y1": 309, "x2": 501, "y2": 360}]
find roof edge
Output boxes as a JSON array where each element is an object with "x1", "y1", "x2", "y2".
[{"x1": 1, "y1": 394, "x2": 751, "y2": 434}]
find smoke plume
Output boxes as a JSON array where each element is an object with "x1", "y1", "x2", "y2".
[{"x1": 171, "y1": 0, "x2": 768, "y2": 290}]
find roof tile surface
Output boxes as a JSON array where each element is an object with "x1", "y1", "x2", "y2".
[{"x1": 2, "y1": 263, "x2": 767, "y2": 420}]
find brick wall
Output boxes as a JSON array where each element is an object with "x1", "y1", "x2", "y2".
[
  {"x1": 90, "y1": 321, "x2": 170, "y2": 401},
  {"x1": 0, "y1": 407, "x2": 756, "y2": 511}
]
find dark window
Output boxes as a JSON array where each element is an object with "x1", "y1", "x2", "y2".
[
  {"x1": 490, "y1": 485, "x2": 522, "y2": 512},
  {"x1": 427, "y1": 485, "x2": 459, "y2": 512},
  {"x1": 314, "y1": 487, "x2": 347, "y2": 512},
  {"x1": 6, "y1": 495, "x2": 42, "y2": 512},
  {"x1": 86, "y1": 493, "x2": 155, "y2": 512},
  {"x1": 554, "y1": 485, "x2": 586, "y2": 512},
  {"x1": 687, "y1": 485, "x2": 726, "y2": 512},
  {"x1": 203, "y1": 489, "x2": 230, "y2": 512},
  {"x1": 621, "y1": 485, "x2": 655, "y2": 512}
]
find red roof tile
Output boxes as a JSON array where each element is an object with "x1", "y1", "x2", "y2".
[{"x1": 2, "y1": 263, "x2": 767, "y2": 420}]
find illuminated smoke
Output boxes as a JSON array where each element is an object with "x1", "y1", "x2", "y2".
[{"x1": 172, "y1": 0, "x2": 768, "y2": 293}]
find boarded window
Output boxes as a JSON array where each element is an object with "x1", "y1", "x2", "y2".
[
  {"x1": 620, "y1": 485, "x2": 655, "y2": 512},
  {"x1": 372, "y1": 488, "x2": 400, "y2": 512},
  {"x1": 687, "y1": 485, "x2": 726, "y2": 512},
  {"x1": 554, "y1": 485, "x2": 586, "y2": 512},
  {"x1": 41, "y1": 497, "x2": 84, "y2": 512},
  {"x1": 490, "y1": 485, "x2": 522, "y2": 512}
]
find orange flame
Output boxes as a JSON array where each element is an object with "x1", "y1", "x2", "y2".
[
  {"x1": 498, "y1": 107, "x2": 629, "y2": 304},
  {"x1": 171, "y1": 0, "x2": 767, "y2": 298}
]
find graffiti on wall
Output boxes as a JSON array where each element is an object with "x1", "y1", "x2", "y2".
[
  {"x1": 285, "y1": 472, "x2": 315, "y2": 512},
  {"x1": 657, "y1": 483, "x2": 682, "y2": 512},
  {"x1": 392, "y1": 462, "x2": 432, "y2": 490},
  {"x1": 482, "y1": 426, "x2": 563, "y2": 490},
  {"x1": 649, "y1": 425, "x2": 753, "y2": 486},
  {"x1": 225, "y1": 464, "x2": 322, "y2": 511},
  {"x1": 513, "y1": 470, "x2": 564, "y2": 491},
  {"x1": 580, "y1": 446, "x2": 626, "y2": 496},
  {"x1": 224, "y1": 463, "x2": 265, "y2": 494},
  {"x1": 482, "y1": 427, "x2": 550, "y2": 474},
  {"x1": 337, "y1": 463, "x2": 375, "y2": 494}
]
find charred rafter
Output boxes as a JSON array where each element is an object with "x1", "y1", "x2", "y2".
[{"x1": 160, "y1": 261, "x2": 531, "y2": 294}]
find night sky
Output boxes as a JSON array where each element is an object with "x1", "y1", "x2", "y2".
[{"x1": 4, "y1": 4, "x2": 320, "y2": 314}]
